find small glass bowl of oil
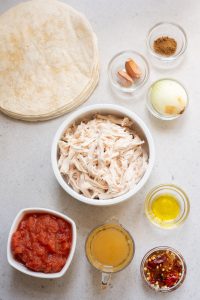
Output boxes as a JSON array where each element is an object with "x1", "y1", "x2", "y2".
[{"x1": 145, "y1": 184, "x2": 190, "y2": 229}]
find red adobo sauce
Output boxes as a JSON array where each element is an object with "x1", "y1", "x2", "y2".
[{"x1": 12, "y1": 213, "x2": 72, "y2": 273}]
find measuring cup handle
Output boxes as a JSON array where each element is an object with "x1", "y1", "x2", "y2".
[{"x1": 101, "y1": 272, "x2": 111, "y2": 289}]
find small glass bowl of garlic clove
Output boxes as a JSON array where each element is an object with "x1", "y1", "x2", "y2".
[{"x1": 108, "y1": 50, "x2": 149, "y2": 98}]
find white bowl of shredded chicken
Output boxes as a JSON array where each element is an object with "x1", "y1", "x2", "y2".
[{"x1": 51, "y1": 104, "x2": 155, "y2": 206}]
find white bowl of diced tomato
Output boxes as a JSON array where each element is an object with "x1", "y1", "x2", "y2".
[{"x1": 7, "y1": 208, "x2": 77, "y2": 278}]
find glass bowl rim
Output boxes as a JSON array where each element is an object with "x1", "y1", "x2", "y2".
[
  {"x1": 107, "y1": 50, "x2": 150, "y2": 93},
  {"x1": 85, "y1": 222, "x2": 135, "y2": 274},
  {"x1": 146, "y1": 78, "x2": 189, "y2": 121},
  {"x1": 140, "y1": 245, "x2": 187, "y2": 292},
  {"x1": 145, "y1": 184, "x2": 190, "y2": 229},
  {"x1": 146, "y1": 22, "x2": 187, "y2": 61}
]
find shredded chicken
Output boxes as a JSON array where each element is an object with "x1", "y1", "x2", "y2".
[{"x1": 58, "y1": 114, "x2": 148, "y2": 199}]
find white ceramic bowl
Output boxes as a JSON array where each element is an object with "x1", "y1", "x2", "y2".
[
  {"x1": 7, "y1": 208, "x2": 77, "y2": 279},
  {"x1": 51, "y1": 104, "x2": 155, "y2": 206}
]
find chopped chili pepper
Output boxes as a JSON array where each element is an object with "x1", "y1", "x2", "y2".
[
  {"x1": 164, "y1": 273, "x2": 179, "y2": 287},
  {"x1": 147, "y1": 255, "x2": 166, "y2": 269},
  {"x1": 143, "y1": 249, "x2": 183, "y2": 290}
]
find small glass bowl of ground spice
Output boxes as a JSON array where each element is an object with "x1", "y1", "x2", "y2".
[
  {"x1": 145, "y1": 184, "x2": 190, "y2": 229},
  {"x1": 147, "y1": 22, "x2": 187, "y2": 68},
  {"x1": 140, "y1": 246, "x2": 187, "y2": 292}
]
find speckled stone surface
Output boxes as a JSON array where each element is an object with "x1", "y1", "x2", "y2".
[{"x1": 0, "y1": 0, "x2": 200, "y2": 299}]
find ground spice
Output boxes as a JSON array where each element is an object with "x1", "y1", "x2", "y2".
[{"x1": 153, "y1": 36, "x2": 177, "y2": 56}]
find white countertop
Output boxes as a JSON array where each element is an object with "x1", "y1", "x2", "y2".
[{"x1": 1, "y1": 0, "x2": 200, "y2": 299}]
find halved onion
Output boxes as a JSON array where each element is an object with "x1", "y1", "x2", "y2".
[{"x1": 150, "y1": 79, "x2": 188, "y2": 116}]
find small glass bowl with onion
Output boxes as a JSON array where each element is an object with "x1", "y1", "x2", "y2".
[{"x1": 146, "y1": 78, "x2": 189, "y2": 121}]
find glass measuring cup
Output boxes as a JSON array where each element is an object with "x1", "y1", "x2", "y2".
[{"x1": 85, "y1": 222, "x2": 135, "y2": 288}]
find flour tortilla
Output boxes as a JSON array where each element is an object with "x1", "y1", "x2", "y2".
[
  {"x1": 1, "y1": 64, "x2": 99, "y2": 121},
  {"x1": 0, "y1": 0, "x2": 99, "y2": 121}
]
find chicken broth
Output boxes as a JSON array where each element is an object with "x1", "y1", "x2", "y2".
[{"x1": 85, "y1": 224, "x2": 134, "y2": 273}]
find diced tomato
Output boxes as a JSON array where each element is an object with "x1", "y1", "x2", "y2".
[{"x1": 11, "y1": 213, "x2": 72, "y2": 273}]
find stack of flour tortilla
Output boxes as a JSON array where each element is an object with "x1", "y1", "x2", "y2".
[{"x1": 0, "y1": 0, "x2": 99, "y2": 121}]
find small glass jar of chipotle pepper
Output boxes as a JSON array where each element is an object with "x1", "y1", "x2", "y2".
[{"x1": 140, "y1": 246, "x2": 186, "y2": 292}]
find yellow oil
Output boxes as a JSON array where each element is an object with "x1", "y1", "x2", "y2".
[
  {"x1": 151, "y1": 194, "x2": 180, "y2": 222},
  {"x1": 86, "y1": 224, "x2": 134, "y2": 272}
]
